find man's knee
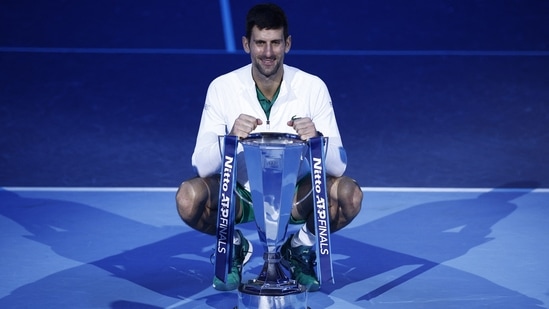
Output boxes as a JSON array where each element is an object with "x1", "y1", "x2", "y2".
[
  {"x1": 176, "y1": 180, "x2": 197, "y2": 224},
  {"x1": 176, "y1": 177, "x2": 216, "y2": 224},
  {"x1": 338, "y1": 176, "x2": 363, "y2": 218}
]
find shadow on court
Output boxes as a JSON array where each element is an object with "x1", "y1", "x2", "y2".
[{"x1": 0, "y1": 183, "x2": 543, "y2": 308}]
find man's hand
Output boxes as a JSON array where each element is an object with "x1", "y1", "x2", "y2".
[
  {"x1": 287, "y1": 117, "x2": 319, "y2": 140},
  {"x1": 229, "y1": 114, "x2": 263, "y2": 138}
]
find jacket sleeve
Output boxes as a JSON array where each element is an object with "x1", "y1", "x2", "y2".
[
  {"x1": 309, "y1": 77, "x2": 347, "y2": 177},
  {"x1": 191, "y1": 79, "x2": 228, "y2": 177}
]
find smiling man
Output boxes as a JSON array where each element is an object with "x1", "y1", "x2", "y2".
[{"x1": 176, "y1": 3, "x2": 363, "y2": 292}]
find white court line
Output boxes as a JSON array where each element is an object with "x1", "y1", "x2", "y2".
[
  {"x1": 2, "y1": 187, "x2": 178, "y2": 192},
  {"x1": 361, "y1": 187, "x2": 549, "y2": 193},
  {"x1": 3, "y1": 187, "x2": 548, "y2": 193}
]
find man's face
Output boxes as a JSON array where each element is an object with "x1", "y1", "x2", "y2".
[{"x1": 243, "y1": 26, "x2": 291, "y2": 79}]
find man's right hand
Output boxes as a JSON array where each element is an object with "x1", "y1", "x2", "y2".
[{"x1": 229, "y1": 114, "x2": 263, "y2": 138}]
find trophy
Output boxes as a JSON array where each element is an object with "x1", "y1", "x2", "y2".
[{"x1": 215, "y1": 133, "x2": 333, "y2": 309}]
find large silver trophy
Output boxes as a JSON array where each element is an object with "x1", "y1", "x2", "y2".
[
  {"x1": 216, "y1": 132, "x2": 332, "y2": 309},
  {"x1": 239, "y1": 133, "x2": 308, "y2": 309}
]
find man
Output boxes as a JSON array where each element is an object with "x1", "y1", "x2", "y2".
[{"x1": 176, "y1": 3, "x2": 362, "y2": 292}]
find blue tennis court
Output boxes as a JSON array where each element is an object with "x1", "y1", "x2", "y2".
[{"x1": 1, "y1": 1, "x2": 549, "y2": 308}]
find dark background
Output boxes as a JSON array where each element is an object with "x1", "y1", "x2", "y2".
[{"x1": 1, "y1": 0, "x2": 548, "y2": 188}]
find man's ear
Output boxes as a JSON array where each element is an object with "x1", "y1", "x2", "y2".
[
  {"x1": 242, "y1": 36, "x2": 250, "y2": 53},
  {"x1": 285, "y1": 35, "x2": 292, "y2": 53}
]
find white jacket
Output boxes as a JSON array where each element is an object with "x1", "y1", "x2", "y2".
[{"x1": 191, "y1": 64, "x2": 347, "y2": 188}]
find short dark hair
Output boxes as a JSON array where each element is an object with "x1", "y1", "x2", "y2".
[{"x1": 245, "y1": 3, "x2": 289, "y2": 40}]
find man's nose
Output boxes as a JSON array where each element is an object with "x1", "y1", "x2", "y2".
[{"x1": 264, "y1": 44, "x2": 273, "y2": 56}]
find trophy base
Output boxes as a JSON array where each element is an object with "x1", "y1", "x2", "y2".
[{"x1": 236, "y1": 279, "x2": 309, "y2": 309}]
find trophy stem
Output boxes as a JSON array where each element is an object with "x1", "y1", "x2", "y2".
[
  {"x1": 256, "y1": 252, "x2": 289, "y2": 285},
  {"x1": 238, "y1": 253, "x2": 308, "y2": 307},
  {"x1": 240, "y1": 252, "x2": 297, "y2": 296}
]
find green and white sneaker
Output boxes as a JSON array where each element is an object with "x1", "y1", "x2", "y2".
[
  {"x1": 280, "y1": 234, "x2": 320, "y2": 291},
  {"x1": 212, "y1": 229, "x2": 253, "y2": 291}
]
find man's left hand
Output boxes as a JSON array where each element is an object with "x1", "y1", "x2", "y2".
[{"x1": 287, "y1": 117, "x2": 319, "y2": 140}]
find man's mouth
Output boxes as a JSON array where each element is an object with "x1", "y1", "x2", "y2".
[{"x1": 261, "y1": 58, "x2": 276, "y2": 65}]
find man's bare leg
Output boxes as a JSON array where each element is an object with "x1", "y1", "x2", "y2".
[{"x1": 176, "y1": 175, "x2": 244, "y2": 235}]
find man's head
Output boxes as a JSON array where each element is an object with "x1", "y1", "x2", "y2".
[
  {"x1": 242, "y1": 3, "x2": 291, "y2": 80},
  {"x1": 244, "y1": 3, "x2": 289, "y2": 41}
]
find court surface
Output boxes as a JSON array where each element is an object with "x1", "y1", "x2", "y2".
[
  {"x1": 1, "y1": 0, "x2": 548, "y2": 308},
  {"x1": 1, "y1": 187, "x2": 548, "y2": 308}
]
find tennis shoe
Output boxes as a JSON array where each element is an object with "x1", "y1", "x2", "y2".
[
  {"x1": 280, "y1": 235, "x2": 320, "y2": 291},
  {"x1": 212, "y1": 229, "x2": 253, "y2": 291}
]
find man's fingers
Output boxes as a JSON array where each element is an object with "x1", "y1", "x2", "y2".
[
  {"x1": 288, "y1": 117, "x2": 316, "y2": 140},
  {"x1": 230, "y1": 114, "x2": 263, "y2": 138}
]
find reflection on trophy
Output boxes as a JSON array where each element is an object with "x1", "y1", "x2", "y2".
[{"x1": 215, "y1": 132, "x2": 332, "y2": 309}]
